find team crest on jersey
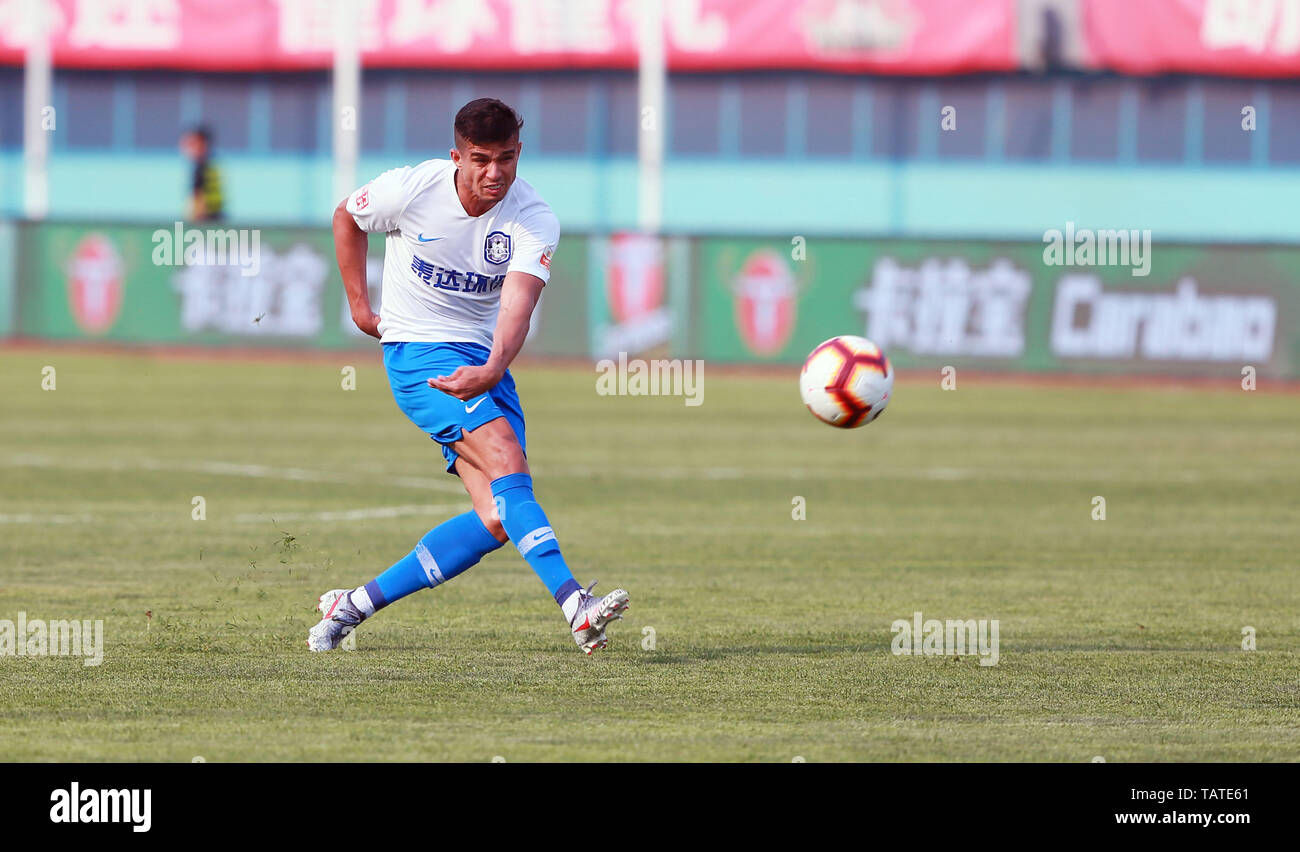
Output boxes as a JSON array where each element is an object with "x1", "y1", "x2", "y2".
[{"x1": 484, "y1": 231, "x2": 512, "y2": 265}]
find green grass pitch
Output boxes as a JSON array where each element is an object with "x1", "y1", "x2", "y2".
[{"x1": 1, "y1": 347, "x2": 1297, "y2": 761}]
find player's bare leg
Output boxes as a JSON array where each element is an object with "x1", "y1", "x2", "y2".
[
  {"x1": 450, "y1": 415, "x2": 529, "y2": 480},
  {"x1": 454, "y1": 457, "x2": 509, "y2": 544},
  {"x1": 454, "y1": 417, "x2": 629, "y2": 654}
]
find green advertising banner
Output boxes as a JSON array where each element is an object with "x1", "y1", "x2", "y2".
[
  {"x1": 0, "y1": 221, "x2": 14, "y2": 337},
  {"x1": 519, "y1": 232, "x2": 588, "y2": 358},
  {"x1": 696, "y1": 236, "x2": 1300, "y2": 378},
  {"x1": 12, "y1": 221, "x2": 588, "y2": 355},
  {"x1": 9, "y1": 221, "x2": 1299, "y2": 379}
]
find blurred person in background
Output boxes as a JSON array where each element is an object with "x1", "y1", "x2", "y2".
[{"x1": 180, "y1": 125, "x2": 224, "y2": 222}]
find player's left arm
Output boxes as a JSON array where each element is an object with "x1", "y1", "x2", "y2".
[{"x1": 428, "y1": 271, "x2": 543, "y2": 400}]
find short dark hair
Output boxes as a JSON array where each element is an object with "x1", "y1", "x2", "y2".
[
  {"x1": 188, "y1": 125, "x2": 213, "y2": 145},
  {"x1": 454, "y1": 98, "x2": 523, "y2": 148}
]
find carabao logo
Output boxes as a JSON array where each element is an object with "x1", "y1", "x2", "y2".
[
  {"x1": 732, "y1": 248, "x2": 797, "y2": 356},
  {"x1": 66, "y1": 234, "x2": 124, "y2": 335},
  {"x1": 607, "y1": 233, "x2": 664, "y2": 323}
]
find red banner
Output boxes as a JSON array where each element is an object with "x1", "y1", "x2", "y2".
[
  {"x1": 1084, "y1": 0, "x2": 1300, "y2": 76},
  {"x1": 0, "y1": 0, "x2": 1017, "y2": 74}
]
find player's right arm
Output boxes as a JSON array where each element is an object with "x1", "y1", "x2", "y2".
[
  {"x1": 335, "y1": 165, "x2": 419, "y2": 340},
  {"x1": 333, "y1": 198, "x2": 380, "y2": 338}
]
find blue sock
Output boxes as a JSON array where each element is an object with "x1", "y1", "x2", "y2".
[
  {"x1": 490, "y1": 473, "x2": 581, "y2": 606},
  {"x1": 360, "y1": 511, "x2": 504, "y2": 612}
]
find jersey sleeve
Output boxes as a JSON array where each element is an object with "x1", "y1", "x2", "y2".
[
  {"x1": 346, "y1": 166, "x2": 415, "y2": 233},
  {"x1": 508, "y1": 205, "x2": 561, "y2": 284}
]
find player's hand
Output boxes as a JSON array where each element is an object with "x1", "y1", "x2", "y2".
[
  {"x1": 352, "y1": 310, "x2": 382, "y2": 339},
  {"x1": 428, "y1": 365, "x2": 501, "y2": 400}
]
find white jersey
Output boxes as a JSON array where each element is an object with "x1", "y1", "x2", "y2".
[{"x1": 346, "y1": 158, "x2": 559, "y2": 347}]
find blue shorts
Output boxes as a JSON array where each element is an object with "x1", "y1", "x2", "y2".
[{"x1": 382, "y1": 341, "x2": 526, "y2": 476}]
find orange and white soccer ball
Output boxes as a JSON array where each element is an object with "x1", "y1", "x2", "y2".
[{"x1": 799, "y1": 335, "x2": 894, "y2": 428}]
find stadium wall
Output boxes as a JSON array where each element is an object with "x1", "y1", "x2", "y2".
[
  {"x1": 5, "y1": 152, "x2": 1300, "y2": 243},
  {"x1": 2, "y1": 150, "x2": 1300, "y2": 241},
  {"x1": 3, "y1": 221, "x2": 1296, "y2": 380},
  {"x1": 5, "y1": 68, "x2": 1300, "y2": 241}
]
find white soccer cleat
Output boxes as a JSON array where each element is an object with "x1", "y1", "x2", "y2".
[
  {"x1": 569, "y1": 581, "x2": 630, "y2": 655},
  {"x1": 307, "y1": 588, "x2": 364, "y2": 652}
]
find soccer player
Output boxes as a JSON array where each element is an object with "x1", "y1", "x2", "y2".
[{"x1": 309, "y1": 98, "x2": 629, "y2": 655}]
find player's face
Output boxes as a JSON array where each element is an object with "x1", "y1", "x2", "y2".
[{"x1": 452, "y1": 138, "x2": 520, "y2": 204}]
